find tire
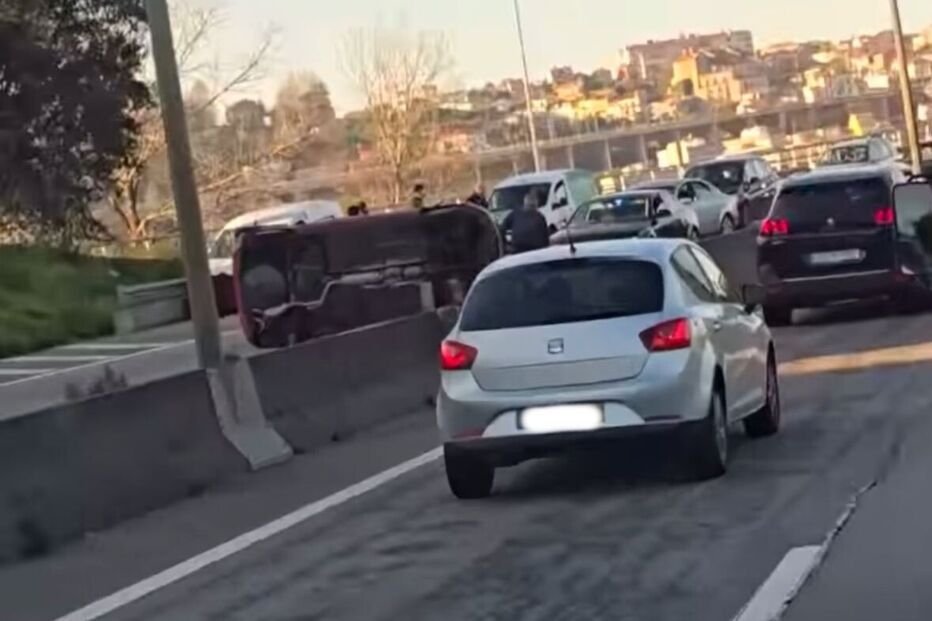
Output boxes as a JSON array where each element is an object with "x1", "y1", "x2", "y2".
[
  {"x1": 744, "y1": 351, "x2": 781, "y2": 438},
  {"x1": 720, "y1": 214, "x2": 736, "y2": 235},
  {"x1": 763, "y1": 304, "x2": 792, "y2": 326},
  {"x1": 444, "y1": 447, "x2": 494, "y2": 499},
  {"x1": 688, "y1": 386, "x2": 728, "y2": 480}
]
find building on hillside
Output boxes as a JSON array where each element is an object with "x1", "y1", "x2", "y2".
[
  {"x1": 621, "y1": 30, "x2": 755, "y2": 87},
  {"x1": 550, "y1": 66, "x2": 577, "y2": 84},
  {"x1": 672, "y1": 48, "x2": 770, "y2": 104},
  {"x1": 722, "y1": 125, "x2": 779, "y2": 154}
]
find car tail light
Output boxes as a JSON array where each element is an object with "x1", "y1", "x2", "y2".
[
  {"x1": 640, "y1": 318, "x2": 692, "y2": 352},
  {"x1": 874, "y1": 206, "x2": 895, "y2": 226},
  {"x1": 440, "y1": 340, "x2": 478, "y2": 370},
  {"x1": 759, "y1": 218, "x2": 789, "y2": 237}
]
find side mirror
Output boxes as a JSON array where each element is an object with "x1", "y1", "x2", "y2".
[{"x1": 740, "y1": 284, "x2": 766, "y2": 313}]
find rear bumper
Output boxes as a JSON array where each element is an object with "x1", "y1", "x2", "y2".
[
  {"x1": 445, "y1": 421, "x2": 689, "y2": 466},
  {"x1": 758, "y1": 267, "x2": 908, "y2": 307}
]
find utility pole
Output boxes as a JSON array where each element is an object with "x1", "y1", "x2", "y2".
[
  {"x1": 145, "y1": 0, "x2": 222, "y2": 369},
  {"x1": 513, "y1": 0, "x2": 541, "y2": 172},
  {"x1": 890, "y1": 0, "x2": 922, "y2": 175}
]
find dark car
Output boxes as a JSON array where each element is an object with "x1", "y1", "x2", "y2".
[
  {"x1": 550, "y1": 190, "x2": 700, "y2": 246},
  {"x1": 685, "y1": 155, "x2": 780, "y2": 226},
  {"x1": 756, "y1": 164, "x2": 914, "y2": 325},
  {"x1": 818, "y1": 136, "x2": 903, "y2": 169}
]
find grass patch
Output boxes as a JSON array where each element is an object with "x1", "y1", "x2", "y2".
[{"x1": 0, "y1": 246, "x2": 183, "y2": 358}]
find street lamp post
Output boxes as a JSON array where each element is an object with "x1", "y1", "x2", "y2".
[
  {"x1": 512, "y1": 0, "x2": 541, "y2": 172},
  {"x1": 890, "y1": 0, "x2": 922, "y2": 175}
]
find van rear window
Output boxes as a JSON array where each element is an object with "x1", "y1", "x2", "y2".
[
  {"x1": 460, "y1": 258, "x2": 663, "y2": 331},
  {"x1": 773, "y1": 178, "x2": 889, "y2": 227}
]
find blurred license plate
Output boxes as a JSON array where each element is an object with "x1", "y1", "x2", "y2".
[
  {"x1": 520, "y1": 404, "x2": 603, "y2": 433},
  {"x1": 809, "y1": 249, "x2": 863, "y2": 265}
]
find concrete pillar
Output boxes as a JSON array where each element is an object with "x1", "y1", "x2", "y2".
[
  {"x1": 602, "y1": 140, "x2": 613, "y2": 171},
  {"x1": 566, "y1": 144, "x2": 576, "y2": 169},
  {"x1": 637, "y1": 133, "x2": 649, "y2": 165},
  {"x1": 511, "y1": 157, "x2": 519, "y2": 175},
  {"x1": 779, "y1": 110, "x2": 789, "y2": 137},
  {"x1": 807, "y1": 107, "x2": 818, "y2": 131},
  {"x1": 881, "y1": 95, "x2": 892, "y2": 123}
]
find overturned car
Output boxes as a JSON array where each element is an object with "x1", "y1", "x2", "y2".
[{"x1": 233, "y1": 203, "x2": 502, "y2": 348}]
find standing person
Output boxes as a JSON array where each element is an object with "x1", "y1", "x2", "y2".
[
  {"x1": 411, "y1": 183, "x2": 427, "y2": 210},
  {"x1": 502, "y1": 192, "x2": 550, "y2": 253},
  {"x1": 466, "y1": 183, "x2": 488, "y2": 208}
]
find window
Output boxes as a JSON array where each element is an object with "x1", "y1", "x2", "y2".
[
  {"x1": 756, "y1": 159, "x2": 774, "y2": 180},
  {"x1": 686, "y1": 161, "x2": 744, "y2": 195},
  {"x1": 671, "y1": 247, "x2": 716, "y2": 302},
  {"x1": 568, "y1": 174, "x2": 597, "y2": 205},
  {"x1": 571, "y1": 194, "x2": 650, "y2": 225},
  {"x1": 692, "y1": 181, "x2": 714, "y2": 200},
  {"x1": 489, "y1": 183, "x2": 551, "y2": 214},
  {"x1": 869, "y1": 139, "x2": 892, "y2": 161},
  {"x1": 460, "y1": 259, "x2": 664, "y2": 331},
  {"x1": 552, "y1": 182, "x2": 568, "y2": 208},
  {"x1": 677, "y1": 183, "x2": 697, "y2": 202},
  {"x1": 689, "y1": 247, "x2": 732, "y2": 301}
]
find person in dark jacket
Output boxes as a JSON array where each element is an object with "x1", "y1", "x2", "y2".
[
  {"x1": 466, "y1": 183, "x2": 488, "y2": 208},
  {"x1": 502, "y1": 192, "x2": 550, "y2": 253}
]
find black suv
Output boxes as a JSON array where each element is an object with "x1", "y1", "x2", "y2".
[
  {"x1": 685, "y1": 155, "x2": 779, "y2": 226},
  {"x1": 756, "y1": 164, "x2": 912, "y2": 325}
]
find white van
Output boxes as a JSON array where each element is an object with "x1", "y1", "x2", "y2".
[
  {"x1": 208, "y1": 200, "x2": 342, "y2": 276},
  {"x1": 488, "y1": 169, "x2": 599, "y2": 232}
]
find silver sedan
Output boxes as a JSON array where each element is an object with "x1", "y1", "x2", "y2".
[{"x1": 436, "y1": 239, "x2": 780, "y2": 499}]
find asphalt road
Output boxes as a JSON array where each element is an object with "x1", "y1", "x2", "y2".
[{"x1": 4, "y1": 229, "x2": 932, "y2": 620}]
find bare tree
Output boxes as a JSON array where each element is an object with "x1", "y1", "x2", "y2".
[
  {"x1": 340, "y1": 26, "x2": 451, "y2": 203},
  {"x1": 108, "y1": 0, "x2": 277, "y2": 243}
]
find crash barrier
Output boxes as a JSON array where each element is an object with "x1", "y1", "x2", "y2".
[
  {"x1": 0, "y1": 311, "x2": 451, "y2": 564},
  {"x1": 251, "y1": 312, "x2": 446, "y2": 453},
  {"x1": 0, "y1": 371, "x2": 247, "y2": 564},
  {"x1": 113, "y1": 278, "x2": 189, "y2": 335}
]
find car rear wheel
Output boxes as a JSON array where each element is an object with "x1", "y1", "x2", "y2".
[
  {"x1": 720, "y1": 214, "x2": 736, "y2": 235},
  {"x1": 763, "y1": 304, "x2": 792, "y2": 326},
  {"x1": 688, "y1": 387, "x2": 728, "y2": 480},
  {"x1": 744, "y1": 352, "x2": 781, "y2": 438},
  {"x1": 444, "y1": 447, "x2": 494, "y2": 499}
]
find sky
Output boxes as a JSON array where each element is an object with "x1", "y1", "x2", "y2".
[{"x1": 208, "y1": 0, "x2": 932, "y2": 113}]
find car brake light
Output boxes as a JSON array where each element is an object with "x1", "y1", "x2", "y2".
[
  {"x1": 640, "y1": 318, "x2": 692, "y2": 352},
  {"x1": 440, "y1": 340, "x2": 478, "y2": 370},
  {"x1": 874, "y1": 206, "x2": 894, "y2": 226},
  {"x1": 759, "y1": 218, "x2": 789, "y2": 236}
]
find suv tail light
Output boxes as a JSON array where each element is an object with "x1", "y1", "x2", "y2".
[
  {"x1": 640, "y1": 318, "x2": 692, "y2": 352},
  {"x1": 440, "y1": 340, "x2": 478, "y2": 370},
  {"x1": 874, "y1": 206, "x2": 894, "y2": 226},
  {"x1": 759, "y1": 218, "x2": 789, "y2": 237}
]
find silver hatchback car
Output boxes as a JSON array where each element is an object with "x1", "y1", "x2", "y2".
[{"x1": 437, "y1": 239, "x2": 781, "y2": 499}]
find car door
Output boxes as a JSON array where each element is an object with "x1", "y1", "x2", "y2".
[
  {"x1": 686, "y1": 181, "x2": 720, "y2": 235},
  {"x1": 550, "y1": 180, "x2": 571, "y2": 229},
  {"x1": 690, "y1": 246, "x2": 768, "y2": 417},
  {"x1": 670, "y1": 247, "x2": 736, "y2": 413}
]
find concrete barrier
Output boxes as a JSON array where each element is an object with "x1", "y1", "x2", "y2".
[
  {"x1": 0, "y1": 371, "x2": 246, "y2": 564},
  {"x1": 113, "y1": 278, "x2": 189, "y2": 334},
  {"x1": 251, "y1": 312, "x2": 446, "y2": 453}
]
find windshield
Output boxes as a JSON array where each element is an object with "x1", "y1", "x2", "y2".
[
  {"x1": 570, "y1": 194, "x2": 652, "y2": 226},
  {"x1": 461, "y1": 258, "x2": 663, "y2": 330},
  {"x1": 821, "y1": 145, "x2": 869, "y2": 165},
  {"x1": 489, "y1": 183, "x2": 551, "y2": 213},
  {"x1": 686, "y1": 162, "x2": 745, "y2": 195}
]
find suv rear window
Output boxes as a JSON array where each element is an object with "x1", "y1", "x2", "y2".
[
  {"x1": 772, "y1": 177, "x2": 889, "y2": 230},
  {"x1": 460, "y1": 258, "x2": 663, "y2": 331}
]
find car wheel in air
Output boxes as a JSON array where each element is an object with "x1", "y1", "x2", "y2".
[
  {"x1": 744, "y1": 351, "x2": 781, "y2": 438},
  {"x1": 763, "y1": 304, "x2": 792, "y2": 326},
  {"x1": 688, "y1": 387, "x2": 728, "y2": 480},
  {"x1": 720, "y1": 214, "x2": 736, "y2": 235},
  {"x1": 444, "y1": 446, "x2": 494, "y2": 499}
]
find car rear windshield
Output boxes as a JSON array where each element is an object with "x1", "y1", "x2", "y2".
[
  {"x1": 772, "y1": 177, "x2": 889, "y2": 228},
  {"x1": 685, "y1": 162, "x2": 744, "y2": 195},
  {"x1": 460, "y1": 258, "x2": 663, "y2": 331}
]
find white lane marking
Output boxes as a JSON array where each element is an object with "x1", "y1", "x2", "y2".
[
  {"x1": 53, "y1": 446, "x2": 443, "y2": 621},
  {"x1": 60, "y1": 343, "x2": 166, "y2": 351},
  {"x1": 732, "y1": 546, "x2": 821, "y2": 621},
  {"x1": 3, "y1": 355, "x2": 113, "y2": 363},
  {"x1": 0, "y1": 369, "x2": 56, "y2": 376}
]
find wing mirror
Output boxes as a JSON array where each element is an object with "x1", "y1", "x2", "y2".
[{"x1": 740, "y1": 284, "x2": 766, "y2": 313}]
